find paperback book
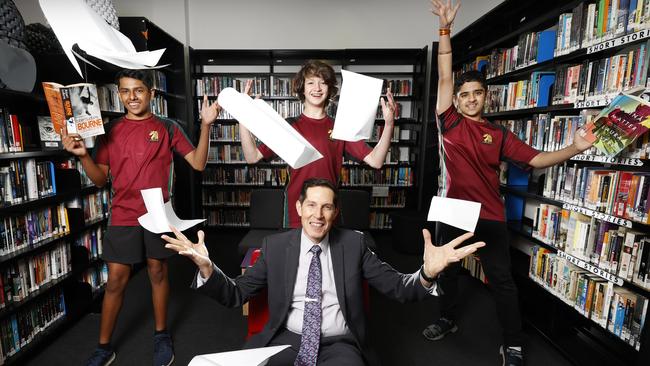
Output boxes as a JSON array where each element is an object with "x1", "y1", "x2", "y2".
[{"x1": 42, "y1": 82, "x2": 105, "y2": 139}]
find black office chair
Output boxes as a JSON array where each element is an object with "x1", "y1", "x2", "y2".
[
  {"x1": 337, "y1": 189, "x2": 377, "y2": 251},
  {"x1": 237, "y1": 189, "x2": 285, "y2": 255}
]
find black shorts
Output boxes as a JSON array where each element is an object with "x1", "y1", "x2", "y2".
[{"x1": 102, "y1": 226, "x2": 174, "y2": 264}]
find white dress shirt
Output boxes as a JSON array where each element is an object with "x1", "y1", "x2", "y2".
[{"x1": 284, "y1": 231, "x2": 349, "y2": 337}]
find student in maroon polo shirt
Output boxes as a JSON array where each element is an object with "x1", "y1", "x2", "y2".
[
  {"x1": 62, "y1": 69, "x2": 220, "y2": 366},
  {"x1": 425, "y1": 2, "x2": 593, "y2": 365},
  {"x1": 238, "y1": 60, "x2": 398, "y2": 228}
]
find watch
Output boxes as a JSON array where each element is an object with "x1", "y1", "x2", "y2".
[{"x1": 420, "y1": 265, "x2": 437, "y2": 282}]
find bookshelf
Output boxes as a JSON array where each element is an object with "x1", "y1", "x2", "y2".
[
  {"x1": 446, "y1": 0, "x2": 650, "y2": 365},
  {"x1": 0, "y1": 17, "x2": 189, "y2": 365},
  {"x1": 191, "y1": 48, "x2": 427, "y2": 229}
]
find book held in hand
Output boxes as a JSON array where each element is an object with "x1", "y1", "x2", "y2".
[
  {"x1": 581, "y1": 94, "x2": 650, "y2": 157},
  {"x1": 42, "y1": 82, "x2": 105, "y2": 139}
]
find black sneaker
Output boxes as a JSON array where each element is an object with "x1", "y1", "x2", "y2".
[
  {"x1": 422, "y1": 318, "x2": 458, "y2": 341},
  {"x1": 85, "y1": 348, "x2": 116, "y2": 366},
  {"x1": 153, "y1": 332, "x2": 174, "y2": 366},
  {"x1": 500, "y1": 345, "x2": 524, "y2": 366}
]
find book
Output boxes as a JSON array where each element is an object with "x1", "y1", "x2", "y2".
[
  {"x1": 581, "y1": 93, "x2": 650, "y2": 157},
  {"x1": 42, "y1": 82, "x2": 105, "y2": 139},
  {"x1": 37, "y1": 116, "x2": 62, "y2": 150}
]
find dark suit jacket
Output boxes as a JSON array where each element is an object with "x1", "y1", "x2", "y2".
[{"x1": 193, "y1": 228, "x2": 431, "y2": 362}]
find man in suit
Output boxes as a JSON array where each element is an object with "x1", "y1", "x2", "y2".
[{"x1": 162, "y1": 178, "x2": 484, "y2": 366}]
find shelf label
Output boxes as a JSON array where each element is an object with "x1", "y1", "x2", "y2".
[
  {"x1": 372, "y1": 186, "x2": 389, "y2": 197},
  {"x1": 574, "y1": 97, "x2": 612, "y2": 109},
  {"x1": 586, "y1": 29, "x2": 650, "y2": 54},
  {"x1": 561, "y1": 203, "x2": 633, "y2": 228},
  {"x1": 570, "y1": 154, "x2": 644, "y2": 166},
  {"x1": 556, "y1": 250, "x2": 624, "y2": 285}
]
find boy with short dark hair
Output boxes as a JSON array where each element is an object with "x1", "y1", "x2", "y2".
[
  {"x1": 426, "y1": 1, "x2": 593, "y2": 365},
  {"x1": 62, "y1": 69, "x2": 220, "y2": 366}
]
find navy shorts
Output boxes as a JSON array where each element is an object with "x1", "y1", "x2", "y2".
[{"x1": 102, "y1": 226, "x2": 174, "y2": 264}]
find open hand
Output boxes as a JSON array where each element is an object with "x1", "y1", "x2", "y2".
[
  {"x1": 422, "y1": 229, "x2": 485, "y2": 280},
  {"x1": 200, "y1": 94, "x2": 221, "y2": 126},
  {"x1": 380, "y1": 88, "x2": 397, "y2": 127},
  {"x1": 162, "y1": 226, "x2": 213, "y2": 276},
  {"x1": 431, "y1": 0, "x2": 461, "y2": 29}
]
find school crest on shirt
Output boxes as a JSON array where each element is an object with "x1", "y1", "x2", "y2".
[
  {"x1": 148, "y1": 130, "x2": 159, "y2": 142},
  {"x1": 482, "y1": 133, "x2": 493, "y2": 145}
]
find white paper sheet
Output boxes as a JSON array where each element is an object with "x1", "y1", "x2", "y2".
[
  {"x1": 427, "y1": 196, "x2": 482, "y2": 233},
  {"x1": 331, "y1": 70, "x2": 384, "y2": 141},
  {"x1": 137, "y1": 188, "x2": 205, "y2": 233},
  {"x1": 188, "y1": 345, "x2": 290, "y2": 366},
  {"x1": 217, "y1": 88, "x2": 323, "y2": 169},
  {"x1": 39, "y1": 0, "x2": 166, "y2": 77}
]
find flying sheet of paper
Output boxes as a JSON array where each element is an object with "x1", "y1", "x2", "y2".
[
  {"x1": 427, "y1": 196, "x2": 481, "y2": 233},
  {"x1": 331, "y1": 70, "x2": 384, "y2": 141},
  {"x1": 39, "y1": 0, "x2": 166, "y2": 77},
  {"x1": 218, "y1": 88, "x2": 323, "y2": 169},
  {"x1": 137, "y1": 188, "x2": 205, "y2": 234},
  {"x1": 188, "y1": 345, "x2": 291, "y2": 366}
]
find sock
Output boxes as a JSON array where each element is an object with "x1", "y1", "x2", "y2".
[
  {"x1": 98, "y1": 343, "x2": 112, "y2": 351},
  {"x1": 154, "y1": 329, "x2": 168, "y2": 336}
]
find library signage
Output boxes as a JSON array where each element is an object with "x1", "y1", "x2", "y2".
[
  {"x1": 561, "y1": 203, "x2": 633, "y2": 228},
  {"x1": 571, "y1": 154, "x2": 644, "y2": 166},
  {"x1": 556, "y1": 250, "x2": 624, "y2": 285},
  {"x1": 574, "y1": 97, "x2": 611, "y2": 109},
  {"x1": 586, "y1": 29, "x2": 650, "y2": 54}
]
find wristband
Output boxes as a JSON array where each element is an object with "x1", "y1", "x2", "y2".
[
  {"x1": 420, "y1": 264, "x2": 437, "y2": 282},
  {"x1": 439, "y1": 28, "x2": 451, "y2": 36}
]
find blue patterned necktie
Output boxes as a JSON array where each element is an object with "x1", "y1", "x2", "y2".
[{"x1": 295, "y1": 245, "x2": 323, "y2": 366}]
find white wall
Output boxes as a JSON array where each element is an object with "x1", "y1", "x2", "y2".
[{"x1": 16, "y1": 0, "x2": 503, "y2": 49}]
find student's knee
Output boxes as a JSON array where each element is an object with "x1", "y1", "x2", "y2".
[
  {"x1": 106, "y1": 270, "x2": 130, "y2": 294},
  {"x1": 147, "y1": 259, "x2": 168, "y2": 284}
]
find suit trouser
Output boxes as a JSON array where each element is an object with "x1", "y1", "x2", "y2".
[
  {"x1": 267, "y1": 328, "x2": 365, "y2": 366},
  {"x1": 435, "y1": 219, "x2": 524, "y2": 346}
]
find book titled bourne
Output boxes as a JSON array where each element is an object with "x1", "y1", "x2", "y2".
[
  {"x1": 42, "y1": 82, "x2": 105, "y2": 139},
  {"x1": 582, "y1": 94, "x2": 650, "y2": 157}
]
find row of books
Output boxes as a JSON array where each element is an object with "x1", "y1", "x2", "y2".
[
  {"x1": 0, "y1": 242, "x2": 71, "y2": 308},
  {"x1": 382, "y1": 80, "x2": 412, "y2": 97},
  {"x1": 202, "y1": 166, "x2": 289, "y2": 186},
  {"x1": 0, "y1": 204, "x2": 70, "y2": 256},
  {"x1": 151, "y1": 70, "x2": 168, "y2": 93},
  {"x1": 74, "y1": 227, "x2": 103, "y2": 261},
  {"x1": 208, "y1": 144, "x2": 246, "y2": 163},
  {"x1": 498, "y1": 111, "x2": 650, "y2": 158},
  {"x1": 0, "y1": 289, "x2": 65, "y2": 362},
  {"x1": 80, "y1": 263, "x2": 108, "y2": 292},
  {"x1": 484, "y1": 71, "x2": 556, "y2": 113},
  {"x1": 202, "y1": 188, "x2": 251, "y2": 207},
  {"x1": 340, "y1": 166, "x2": 414, "y2": 186},
  {"x1": 203, "y1": 209, "x2": 249, "y2": 227},
  {"x1": 540, "y1": 163, "x2": 650, "y2": 221},
  {"x1": 81, "y1": 191, "x2": 110, "y2": 223},
  {"x1": 369, "y1": 212, "x2": 391, "y2": 229},
  {"x1": 462, "y1": 254, "x2": 487, "y2": 284},
  {"x1": 370, "y1": 190, "x2": 406, "y2": 208},
  {"x1": 1, "y1": 160, "x2": 57, "y2": 206},
  {"x1": 96, "y1": 84, "x2": 122, "y2": 113},
  {"x1": 552, "y1": 41, "x2": 649, "y2": 105},
  {"x1": 0, "y1": 108, "x2": 23, "y2": 153},
  {"x1": 556, "y1": 1, "x2": 650, "y2": 56},
  {"x1": 481, "y1": 29, "x2": 556, "y2": 79},
  {"x1": 195, "y1": 76, "x2": 264, "y2": 97},
  {"x1": 150, "y1": 95, "x2": 168, "y2": 118},
  {"x1": 530, "y1": 246, "x2": 647, "y2": 350},
  {"x1": 533, "y1": 205, "x2": 650, "y2": 287}
]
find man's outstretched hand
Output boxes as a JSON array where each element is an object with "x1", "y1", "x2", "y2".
[{"x1": 422, "y1": 229, "x2": 485, "y2": 281}]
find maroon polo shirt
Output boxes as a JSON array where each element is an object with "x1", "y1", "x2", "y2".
[
  {"x1": 438, "y1": 106, "x2": 539, "y2": 221},
  {"x1": 258, "y1": 114, "x2": 372, "y2": 228},
  {"x1": 94, "y1": 115, "x2": 194, "y2": 226}
]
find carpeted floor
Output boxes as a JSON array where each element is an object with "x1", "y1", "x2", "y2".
[{"x1": 24, "y1": 230, "x2": 573, "y2": 366}]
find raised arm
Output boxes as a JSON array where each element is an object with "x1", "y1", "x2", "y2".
[
  {"x1": 184, "y1": 95, "x2": 220, "y2": 171},
  {"x1": 240, "y1": 79, "x2": 264, "y2": 163},
  {"x1": 528, "y1": 129, "x2": 593, "y2": 168},
  {"x1": 433, "y1": 0, "x2": 461, "y2": 114},
  {"x1": 363, "y1": 89, "x2": 396, "y2": 168}
]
